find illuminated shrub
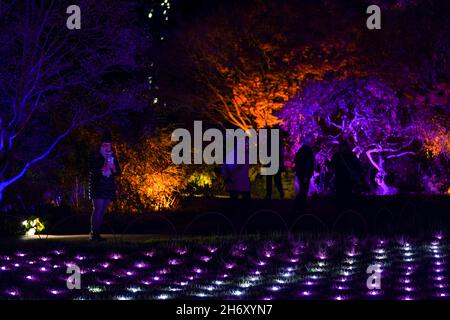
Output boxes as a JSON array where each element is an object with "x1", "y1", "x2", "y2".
[
  {"x1": 188, "y1": 171, "x2": 213, "y2": 189},
  {"x1": 22, "y1": 217, "x2": 45, "y2": 236},
  {"x1": 114, "y1": 132, "x2": 187, "y2": 212},
  {"x1": 184, "y1": 165, "x2": 227, "y2": 198}
]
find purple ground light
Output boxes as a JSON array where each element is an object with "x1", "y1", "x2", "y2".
[{"x1": 0, "y1": 234, "x2": 449, "y2": 300}]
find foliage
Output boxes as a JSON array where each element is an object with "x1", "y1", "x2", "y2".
[
  {"x1": 114, "y1": 131, "x2": 187, "y2": 212},
  {"x1": 280, "y1": 78, "x2": 420, "y2": 194},
  {"x1": 162, "y1": 0, "x2": 363, "y2": 130},
  {"x1": 22, "y1": 217, "x2": 45, "y2": 236},
  {"x1": 0, "y1": 0, "x2": 151, "y2": 202}
]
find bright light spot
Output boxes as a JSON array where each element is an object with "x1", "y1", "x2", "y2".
[
  {"x1": 88, "y1": 286, "x2": 104, "y2": 293},
  {"x1": 368, "y1": 290, "x2": 381, "y2": 296},
  {"x1": 193, "y1": 267, "x2": 203, "y2": 274},
  {"x1": 403, "y1": 252, "x2": 414, "y2": 257},
  {"x1": 201, "y1": 256, "x2": 212, "y2": 263},
  {"x1": 168, "y1": 287, "x2": 182, "y2": 292},
  {"x1": 7, "y1": 290, "x2": 19, "y2": 296},
  {"x1": 26, "y1": 228, "x2": 36, "y2": 236},
  {"x1": 239, "y1": 282, "x2": 252, "y2": 288},
  {"x1": 135, "y1": 262, "x2": 147, "y2": 269},
  {"x1": 231, "y1": 290, "x2": 244, "y2": 296},
  {"x1": 195, "y1": 292, "x2": 207, "y2": 298},
  {"x1": 270, "y1": 286, "x2": 280, "y2": 292}
]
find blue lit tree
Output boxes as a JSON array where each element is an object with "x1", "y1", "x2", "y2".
[{"x1": 0, "y1": 0, "x2": 151, "y2": 202}]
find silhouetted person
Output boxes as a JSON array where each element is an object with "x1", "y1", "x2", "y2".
[
  {"x1": 330, "y1": 140, "x2": 361, "y2": 207},
  {"x1": 222, "y1": 139, "x2": 251, "y2": 219},
  {"x1": 88, "y1": 130, "x2": 121, "y2": 241},
  {"x1": 265, "y1": 128, "x2": 285, "y2": 200},
  {"x1": 294, "y1": 136, "x2": 315, "y2": 213}
]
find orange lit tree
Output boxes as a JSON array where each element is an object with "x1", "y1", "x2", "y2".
[
  {"x1": 114, "y1": 131, "x2": 187, "y2": 212},
  {"x1": 169, "y1": 0, "x2": 363, "y2": 130}
]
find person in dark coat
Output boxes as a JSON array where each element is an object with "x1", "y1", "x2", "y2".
[
  {"x1": 222, "y1": 139, "x2": 251, "y2": 200},
  {"x1": 294, "y1": 136, "x2": 315, "y2": 213},
  {"x1": 88, "y1": 130, "x2": 121, "y2": 241},
  {"x1": 222, "y1": 138, "x2": 251, "y2": 221},
  {"x1": 330, "y1": 140, "x2": 361, "y2": 206}
]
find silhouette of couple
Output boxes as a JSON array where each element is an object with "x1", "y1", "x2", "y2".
[{"x1": 294, "y1": 136, "x2": 362, "y2": 213}]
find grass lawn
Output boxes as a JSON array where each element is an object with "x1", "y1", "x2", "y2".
[{"x1": 0, "y1": 232, "x2": 449, "y2": 300}]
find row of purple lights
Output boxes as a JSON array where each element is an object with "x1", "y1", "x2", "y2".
[{"x1": 0, "y1": 234, "x2": 448, "y2": 300}]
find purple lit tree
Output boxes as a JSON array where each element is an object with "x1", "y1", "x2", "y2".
[
  {"x1": 0, "y1": 0, "x2": 150, "y2": 202},
  {"x1": 280, "y1": 78, "x2": 418, "y2": 195}
]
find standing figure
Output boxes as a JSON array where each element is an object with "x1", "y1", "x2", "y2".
[
  {"x1": 222, "y1": 140, "x2": 251, "y2": 215},
  {"x1": 294, "y1": 136, "x2": 315, "y2": 213},
  {"x1": 88, "y1": 130, "x2": 121, "y2": 241},
  {"x1": 330, "y1": 140, "x2": 361, "y2": 207}
]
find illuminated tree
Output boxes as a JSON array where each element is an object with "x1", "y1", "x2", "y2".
[
  {"x1": 280, "y1": 78, "x2": 419, "y2": 194},
  {"x1": 114, "y1": 131, "x2": 187, "y2": 212},
  {"x1": 0, "y1": 0, "x2": 150, "y2": 202},
  {"x1": 163, "y1": 0, "x2": 362, "y2": 130},
  {"x1": 352, "y1": 0, "x2": 450, "y2": 193},
  {"x1": 414, "y1": 83, "x2": 450, "y2": 193}
]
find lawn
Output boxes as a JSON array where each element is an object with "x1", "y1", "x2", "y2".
[{"x1": 0, "y1": 232, "x2": 448, "y2": 300}]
